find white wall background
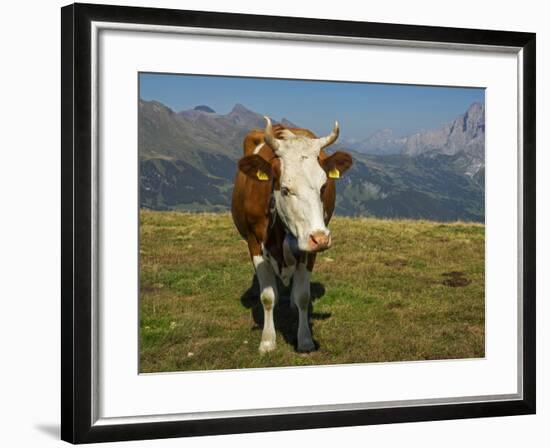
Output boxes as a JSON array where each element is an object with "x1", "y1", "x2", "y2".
[{"x1": 0, "y1": 0, "x2": 545, "y2": 446}]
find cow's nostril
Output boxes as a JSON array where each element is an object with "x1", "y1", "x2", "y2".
[{"x1": 309, "y1": 232, "x2": 331, "y2": 250}]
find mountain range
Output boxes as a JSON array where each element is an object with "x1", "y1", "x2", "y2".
[
  {"x1": 342, "y1": 102, "x2": 485, "y2": 177},
  {"x1": 139, "y1": 100, "x2": 485, "y2": 222}
]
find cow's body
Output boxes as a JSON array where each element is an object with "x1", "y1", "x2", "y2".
[{"x1": 231, "y1": 119, "x2": 351, "y2": 353}]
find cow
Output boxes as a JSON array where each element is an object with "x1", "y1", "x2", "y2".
[{"x1": 231, "y1": 117, "x2": 352, "y2": 353}]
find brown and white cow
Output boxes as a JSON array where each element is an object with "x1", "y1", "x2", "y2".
[{"x1": 231, "y1": 117, "x2": 352, "y2": 353}]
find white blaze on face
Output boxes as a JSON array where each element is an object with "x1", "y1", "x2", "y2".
[{"x1": 273, "y1": 135, "x2": 330, "y2": 252}]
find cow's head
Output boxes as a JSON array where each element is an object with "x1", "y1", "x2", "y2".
[{"x1": 238, "y1": 117, "x2": 352, "y2": 253}]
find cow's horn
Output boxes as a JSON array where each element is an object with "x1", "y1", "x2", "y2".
[
  {"x1": 318, "y1": 121, "x2": 340, "y2": 149},
  {"x1": 263, "y1": 116, "x2": 280, "y2": 151}
]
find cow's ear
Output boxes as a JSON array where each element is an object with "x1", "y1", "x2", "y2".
[
  {"x1": 238, "y1": 155, "x2": 273, "y2": 182},
  {"x1": 321, "y1": 151, "x2": 353, "y2": 179}
]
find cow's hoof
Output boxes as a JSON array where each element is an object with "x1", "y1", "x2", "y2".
[
  {"x1": 297, "y1": 340, "x2": 316, "y2": 353},
  {"x1": 259, "y1": 340, "x2": 276, "y2": 353}
]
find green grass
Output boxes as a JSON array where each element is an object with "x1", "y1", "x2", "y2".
[{"x1": 139, "y1": 210, "x2": 485, "y2": 372}]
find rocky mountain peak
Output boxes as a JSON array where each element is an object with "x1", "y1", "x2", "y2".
[
  {"x1": 140, "y1": 99, "x2": 174, "y2": 115},
  {"x1": 355, "y1": 128, "x2": 406, "y2": 155},
  {"x1": 229, "y1": 103, "x2": 254, "y2": 115},
  {"x1": 402, "y1": 102, "x2": 485, "y2": 177},
  {"x1": 407, "y1": 103, "x2": 484, "y2": 154},
  {"x1": 345, "y1": 102, "x2": 485, "y2": 177},
  {"x1": 226, "y1": 103, "x2": 265, "y2": 128},
  {"x1": 462, "y1": 102, "x2": 485, "y2": 137},
  {"x1": 193, "y1": 105, "x2": 216, "y2": 113}
]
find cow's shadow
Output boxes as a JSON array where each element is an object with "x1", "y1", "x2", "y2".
[{"x1": 240, "y1": 275, "x2": 330, "y2": 352}]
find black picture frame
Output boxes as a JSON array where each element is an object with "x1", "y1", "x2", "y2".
[{"x1": 61, "y1": 2, "x2": 536, "y2": 444}]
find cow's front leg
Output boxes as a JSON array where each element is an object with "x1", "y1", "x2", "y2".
[
  {"x1": 292, "y1": 263, "x2": 315, "y2": 352},
  {"x1": 253, "y1": 255, "x2": 278, "y2": 353}
]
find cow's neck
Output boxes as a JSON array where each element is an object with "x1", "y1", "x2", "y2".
[{"x1": 262, "y1": 210, "x2": 301, "y2": 283}]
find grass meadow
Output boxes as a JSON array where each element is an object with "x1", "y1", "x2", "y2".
[{"x1": 139, "y1": 210, "x2": 485, "y2": 372}]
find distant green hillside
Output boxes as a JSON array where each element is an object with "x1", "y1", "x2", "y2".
[
  {"x1": 138, "y1": 99, "x2": 484, "y2": 222},
  {"x1": 339, "y1": 152, "x2": 484, "y2": 221}
]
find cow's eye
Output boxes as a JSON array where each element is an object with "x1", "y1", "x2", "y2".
[
  {"x1": 281, "y1": 186, "x2": 291, "y2": 197},
  {"x1": 320, "y1": 184, "x2": 327, "y2": 196}
]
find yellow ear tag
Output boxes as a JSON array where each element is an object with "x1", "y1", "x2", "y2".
[
  {"x1": 328, "y1": 168, "x2": 340, "y2": 179},
  {"x1": 256, "y1": 170, "x2": 269, "y2": 181}
]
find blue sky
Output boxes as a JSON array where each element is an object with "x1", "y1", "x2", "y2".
[{"x1": 139, "y1": 73, "x2": 484, "y2": 141}]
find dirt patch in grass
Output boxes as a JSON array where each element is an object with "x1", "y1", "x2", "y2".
[
  {"x1": 387, "y1": 300, "x2": 406, "y2": 309},
  {"x1": 441, "y1": 271, "x2": 472, "y2": 287},
  {"x1": 384, "y1": 258, "x2": 408, "y2": 268}
]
